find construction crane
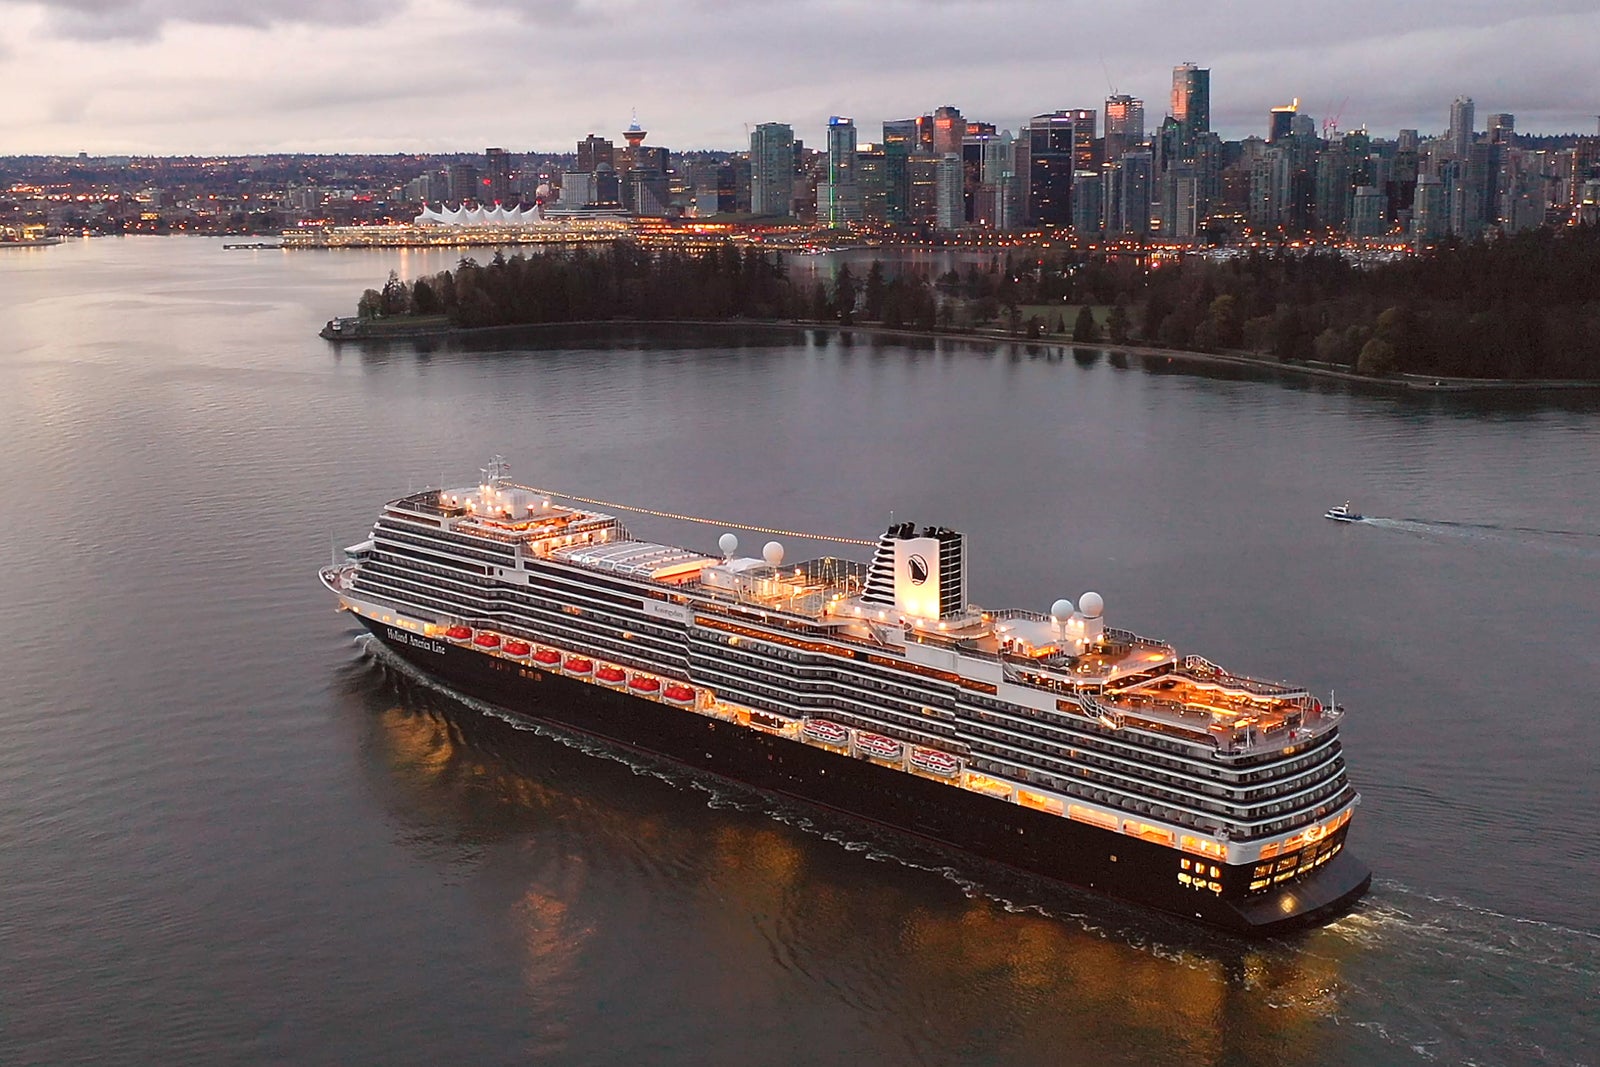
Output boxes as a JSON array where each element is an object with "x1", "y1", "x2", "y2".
[{"x1": 1322, "y1": 98, "x2": 1349, "y2": 140}]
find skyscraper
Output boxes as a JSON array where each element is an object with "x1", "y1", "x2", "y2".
[
  {"x1": 1448, "y1": 97, "x2": 1475, "y2": 159},
  {"x1": 820, "y1": 116, "x2": 861, "y2": 226},
  {"x1": 1104, "y1": 95, "x2": 1144, "y2": 164},
  {"x1": 935, "y1": 153, "x2": 964, "y2": 231},
  {"x1": 749, "y1": 122, "x2": 795, "y2": 217},
  {"x1": 576, "y1": 134, "x2": 614, "y2": 172},
  {"x1": 1268, "y1": 101, "x2": 1299, "y2": 144},
  {"x1": 1026, "y1": 112, "x2": 1080, "y2": 226},
  {"x1": 932, "y1": 106, "x2": 965, "y2": 158},
  {"x1": 1171, "y1": 63, "x2": 1210, "y2": 153},
  {"x1": 483, "y1": 147, "x2": 512, "y2": 204}
]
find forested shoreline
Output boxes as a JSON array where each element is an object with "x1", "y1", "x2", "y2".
[{"x1": 352, "y1": 226, "x2": 1600, "y2": 381}]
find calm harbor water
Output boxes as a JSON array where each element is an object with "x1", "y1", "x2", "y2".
[{"x1": 1, "y1": 237, "x2": 1596, "y2": 1066}]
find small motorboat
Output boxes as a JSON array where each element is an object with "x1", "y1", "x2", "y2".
[
  {"x1": 533, "y1": 648, "x2": 561, "y2": 666},
  {"x1": 663, "y1": 684, "x2": 697, "y2": 706},
  {"x1": 503, "y1": 640, "x2": 532, "y2": 659},
  {"x1": 1324, "y1": 502, "x2": 1362, "y2": 523},
  {"x1": 444, "y1": 625, "x2": 473, "y2": 644},
  {"x1": 628, "y1": 675, "x2": 661, "y2": 694},
  {"x1": 563, "y1": 656, "x2": 593, "y2": 676},
  {"x1": 472, "y1": 632, "x2": 502, "y2": 649}
]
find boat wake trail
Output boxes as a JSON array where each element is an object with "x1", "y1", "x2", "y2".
[
  {"x1": 1311, "y1": 879, "x2": 1599, "y2": 1066},
  {"x1": 1356, "y1": 516, "x2": 1600, "y2": 559}
]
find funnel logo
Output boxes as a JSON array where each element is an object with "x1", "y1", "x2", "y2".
[{"x1": 907, "y1": 554, "x2": 929, "y2": 585}]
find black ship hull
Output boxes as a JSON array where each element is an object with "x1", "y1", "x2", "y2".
[{"x1": 359, "y1": 618, "x2": 1370, "y2": 936}]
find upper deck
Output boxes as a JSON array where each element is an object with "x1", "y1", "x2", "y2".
[{"x1": 372, "y1": 465, "x2": 1339, "y2": 758}]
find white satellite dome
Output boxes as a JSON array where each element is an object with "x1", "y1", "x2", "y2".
[
  {"x1": 718, "y1": 532, "x2": 738, "y2": 558},
  {"x1": 1079, "y1": 591, "x2": 1104, "y2": 619},
  {"x1": 1051, "y1": 598, "x2": 1075, "y2": 621},
  {"x1": 762, "y1": 541, "x2": 784, "y2": 566}
]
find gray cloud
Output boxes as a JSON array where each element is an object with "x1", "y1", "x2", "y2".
[
  {"x1": 0, "y1": 0, "x2": 1596, "y2": 152},
  {"x1": 8, "y1": 0, "x2": 390, "y2": 40}
]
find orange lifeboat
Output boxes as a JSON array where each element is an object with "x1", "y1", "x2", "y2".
[
  {"x1": 563, "y1": 656, "x2": 593, "y2": 677},
  {"x1": 445, "y1": 625, "x2": 472, "y2": 644},
  {"x1": 472, "y1": 632, "x2": 502, "y2": 650},
  {"x1": 663, "y1": 684, "x2": 696, "y2": 706},
  {"x1": 595, "y1": 665, "x2": 627, "y2": 686},
  {"x1": 504, "y1": 639, "x2": 531, "y2": 658},
  {"x1": 628, "y1": 676, "x2": 661, "y2": 694},
  {"x1": 533, "y1": 648, "x2": 561, "y2": 666}
]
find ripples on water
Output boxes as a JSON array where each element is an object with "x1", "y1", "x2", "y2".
[
  {"x1": 1, "y1": 238, "x2": 1596, "y2": 1066},
  {"x1": 357, "y1": 636, "x2": 1599, "y2": 1067}
]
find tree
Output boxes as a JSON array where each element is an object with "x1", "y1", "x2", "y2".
[
  {"x1": 357, "y1": 288, "x2": 382, "y2": 320},
  {"x1": 1356, "y1": 337, "x2": 1398, "y2": 376},
  {"x1": 833, "y1": 263, "x2": 857, "y2": 325},
  {"x1": 412, "y1": 278, "x2": 439, "y2": 315},
  {"x1": 1072, "y1": 305, "x2": 1099, "y2": 342},
  {"x1": 1106, "y1": 300, "x2": 1130, "y2": 344},
  {"x1": 863, "y1": 261, "x2": 886, "y2": 321},
  {"x1": 380, "y1": 270, "x2": 409, "y2": 317}
]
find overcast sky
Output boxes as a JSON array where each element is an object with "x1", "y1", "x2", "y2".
[{"x1": 1, "y1": 0, "x2": 1597, "y2": 155}]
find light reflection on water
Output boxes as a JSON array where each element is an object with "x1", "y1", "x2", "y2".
[{"x1": 0, "y1": 236, "x2": 1594, "y2": 1067}]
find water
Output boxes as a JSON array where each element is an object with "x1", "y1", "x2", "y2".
[{"x1": 1, "y1": 237, "x2": 1596, "y2": 1066}]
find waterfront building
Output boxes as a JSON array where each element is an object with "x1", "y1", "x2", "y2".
[
  {"x1": 1170, "y1": 63, "x2": 1209, "y2": 154},
  {"x1": 484, "y1": 148, "x2": 512, "y2": 204},
  {"x1": 907, "y1": 155, "x2": 940, "y2": 225},
  {"x1": 820, "y1": 116, "x2": 862, "y2": 227},
  {"x1": 1159, "y1": 165, "x2": 1198, "y2": 239},
  {"x1": 935, "y1": 154, "x2": 964, "y2": 231},
  {"x1": 750, "y1": 123, "x2": 795, "y2": 218}
]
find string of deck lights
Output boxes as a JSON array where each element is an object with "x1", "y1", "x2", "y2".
[{"x1": 511, "y1": 483, "x2": 877, "y2": 546}]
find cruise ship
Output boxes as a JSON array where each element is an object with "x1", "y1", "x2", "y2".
[{"x1": 321, "y1": 459, "x2": 1371, "y2": 935}]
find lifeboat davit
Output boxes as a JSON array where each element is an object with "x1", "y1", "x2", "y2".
[
  {"x1": 444, "y1": 625, "x2": 473, "y2": 644},
  {"x1": 663, "y1": 684, "x2": 696, "y2": 706},
  {"x1": 563, "y1": 656, "x2": 593, "y2": 676},
  {"x1": 504, "y1": 639, "x2": 531, "y2": 658},
  {"x1": 533, "y1": 648, "x2": 561, "y2": 666},
  {"x1": 596, "y1": 665, "x2": 627, "y2": 686},
  {"x1": 472, "y1": 632, "x2": 502, "y2": 649},
  {"x1": 628, "y1": 675, "x2": 661, "y2": 694}
]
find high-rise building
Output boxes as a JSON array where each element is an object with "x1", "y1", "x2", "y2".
[
  {"x1": 1071, "y1": 171, "x2": 1103, "y2": 236},
  {"x1": 447, "y1": 162, "x2": 479, "y2": 204},
  {"x1": 907, "y1": 154, "x2": 940, "y2": 224},
  {"x1": 483, "y1": 148, "x2": 512, "y2": 205},
  {"x1": 1025, "y1": 111, "x2": 1081, "y2": 226},
  {"x1": 1412, "y1": 174, "x2": 1446, "y2": 242},
  {"x1": 1348, "y1": 186, "x2": 1388, "y2": 238},
  {"x1": 882, "y1": 119, "x2": 917, "y2": 153},
  {"x1": 1268, "y1": 100, "x2": 1299, "y2": 144},
  {"x1": 576, "y1": 134, "x2": 614, "y2": 172},
  {"x1": 749, "y1": 122, "x2": 795, "y2": 217},
  {"x1": 1170, "y1": 63, "x2": 1210, "y2": 153},
  {"x1": 1448, "y1": 97, "x2": 1475, "y2": 159},
  {"x1": 932, "y1": 106, "x2": 965, "y2": 158},
  {"x1": 1117, "y1": 151, "x2": 1153, "y2": 236},
  {"x1": 1487, "y1": 113, "x2": 1515, "y2": 144},
  {"x1": 1104, "y1": 95, "x2": 1145, "y2": 163},
  {"x1": 935, "y1": 155, "x2": 965, "y2": 231},
  {"x1": 820, "y1": 116, "x2": 861, "y2": 226}
]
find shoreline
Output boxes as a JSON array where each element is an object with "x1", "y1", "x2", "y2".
[{"x1": 319, "y1": 316, "x2": 1600, "y2": 395}]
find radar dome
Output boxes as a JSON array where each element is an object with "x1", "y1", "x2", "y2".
[
  {"x1": 1050, "y1": 598, "x2": 1075, "y2": 621},
  {"x1": 1078, "y1": 591, "x2": 1104, "y2": 619},
  {"x1": 718, "y1": 532, "x2": 738, "y2": 558},
  {"x1": 762, "y1": 541, "x2": 785, "y2": 566}
]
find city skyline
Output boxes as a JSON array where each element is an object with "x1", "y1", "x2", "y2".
[{"x1": 0, "y1": 1, "x2": 1597, "y2": 154}]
